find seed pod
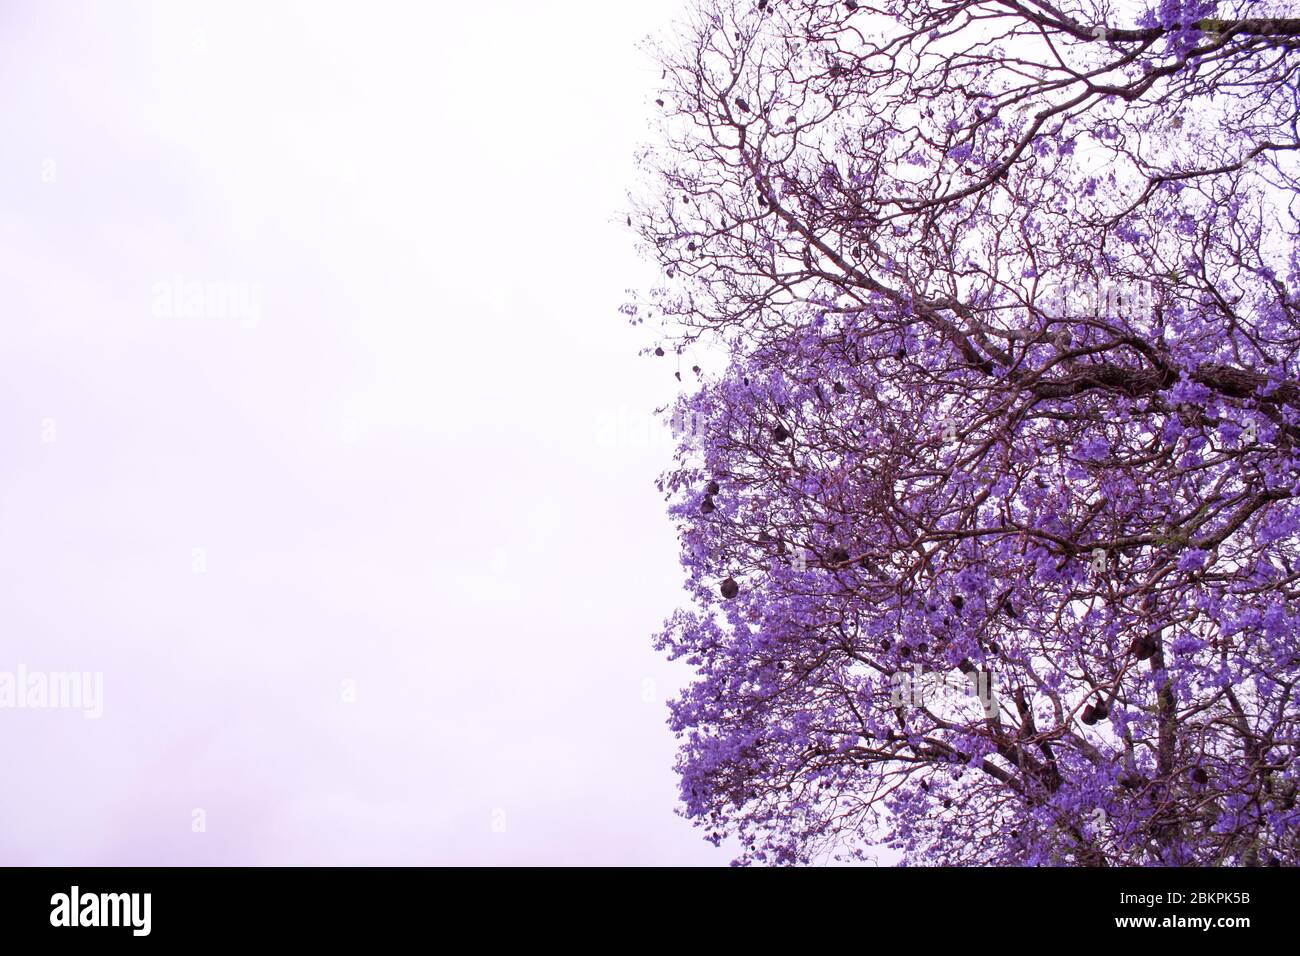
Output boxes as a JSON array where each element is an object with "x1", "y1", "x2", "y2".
[
  {"x1": 772, "y1": 424, "x2": 791, "y2": 442},
  {"x1": 720, "y1": 577, "x2": 739, "y2": 600},
  {"x1": 705, "y1": 480, "x2": 720, "y2": 495},
  {"x1": 829, "y1": 548, "x2": 850, "y2": 565},
  {"x1": 832, "y1": 381, "x2": 847, "y2": 394},
  {"x1": 1081, "y1": 705, "x2": 1098, "y2": 726},
  {"x1": 1190, "y1": 767, "x2": 1208, "y2": 785},
  {"x1": 700, "y1": 497, "x2": 715, "y2": 514},
  {"x1": 1092, "y1": 699, "x2": 1109, "y2": 720},
  {"x1": 950, "y1": 594, "x2": 965, "y2": 611},
  {"x1": 1130, "y1": 636, "x2": 1157, "y2": 660},
  {"x1": 654, "y1": 347, "x2": 664, "y2": 357}
]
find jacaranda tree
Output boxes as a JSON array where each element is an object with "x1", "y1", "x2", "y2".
[{"x1": 628, "y1": 0, "x2": 1300, "y2": 865}]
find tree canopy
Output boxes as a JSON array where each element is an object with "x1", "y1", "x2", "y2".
[{"x1": 629, "y1": 0, "x2": 1300, "y2": 865}]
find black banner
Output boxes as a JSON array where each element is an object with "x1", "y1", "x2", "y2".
[{"x1": 0, "y1": 866, "x2": 1292, "y2": 942}]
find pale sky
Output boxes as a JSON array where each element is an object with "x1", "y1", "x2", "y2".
[{"x1": 0, "y1": 0, "x2": 727, "y2": 865}]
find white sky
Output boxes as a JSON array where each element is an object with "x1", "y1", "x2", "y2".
[{"x1": 0, "y1": 0, "x2": 728, "y2": 865}]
